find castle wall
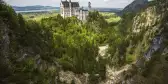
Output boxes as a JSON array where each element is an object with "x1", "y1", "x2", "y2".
[{"x1": 60, "y1": 2, "x2": 89, "y2": 21}]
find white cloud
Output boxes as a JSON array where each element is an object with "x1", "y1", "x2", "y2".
[{"x1": 104, "y1": 0, "x2": 109, "y2": 2}]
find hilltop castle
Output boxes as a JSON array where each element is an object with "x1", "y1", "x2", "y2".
[{"x1": 60, "y1": 0, "x2": 91, "y2": 20}]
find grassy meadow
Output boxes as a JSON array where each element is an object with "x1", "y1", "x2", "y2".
[
  {"x1": 21, "y1": 11, "x2": 121, "y2": 23},
  {"x1": 21, "y1": 10, "x2": 59, "y2": 21},
  {"x1": 100, "y1": 12, "x2": 121, "y2": 23}
]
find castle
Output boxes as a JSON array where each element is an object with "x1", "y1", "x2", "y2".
[{"x1": 60, "y1": 0, "x2": 91, "y2": 20}]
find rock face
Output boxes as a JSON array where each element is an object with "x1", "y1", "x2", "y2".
[
  {"x1": 103, "y1": 1, "x2": 168, "y2": 84},
  {"x1": 59, "y1": 71, "x2": 89, "y2": 84},
  {"x1": 132, "y1": 6, "x2": 162, "y2": 33},
  {"x1": 119, "y1": 0, "x2": 148, "y2": 15},
  {"x1": 117, "y1": 1, "x2": 168, "y2": 84},
  {"x1": 0, "y1": 19, "x2": 10, "y2": 64},
  {"x1": 0, "y1": 19, "x2": 11, "y2": 82},
  {"x1": 144, "y1": 36, "x2": 163, "y2": 60}
]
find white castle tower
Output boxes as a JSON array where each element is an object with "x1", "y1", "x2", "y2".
[{"x1": 60, "y1": 0, "x2": 91, "y2": 20}]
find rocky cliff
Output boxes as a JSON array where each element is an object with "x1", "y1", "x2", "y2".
[{"x1": 111, "y1": 0, "x2": 168, "y2": 84}]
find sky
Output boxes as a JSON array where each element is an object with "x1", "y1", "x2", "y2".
[{"x1": 4, "y1": 0, "x2": 135, "y2": 8}]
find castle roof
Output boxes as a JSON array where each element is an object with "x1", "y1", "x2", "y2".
[
  {"x1": 61, "y1": 1, "x2": 79, "y2": 7},
  {"x1": 79, "y1": 7, "x2": 88, "y2": 11},
  {"x1": 75, "y1": 7, "x2": 89, "y2": 12}
]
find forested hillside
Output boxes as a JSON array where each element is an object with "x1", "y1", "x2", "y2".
[
  {"x1": 104, "y1": 0, "x2": 168, "y2": 84},
  {"x1": 0, "y1": 1, "x2": 114, "y2": 83},
  {"x1": 1, "y1": 0, "x2": 168, "y2": 84}
]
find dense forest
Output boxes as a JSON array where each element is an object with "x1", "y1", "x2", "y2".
[
  {"x1": 1, "y1": 0, "x2": 168, "y2": 84},
  {"x1": 0, "y1": 1, "x2": 112, "y2": 83}
]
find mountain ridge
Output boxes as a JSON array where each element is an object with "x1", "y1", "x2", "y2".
[
  {"x1": 12, "y1": 5, "x2": 123, "y2": 13},
  {"x1": 12, "y1": 5, "x2": 59, "y2": 11},
  {"x1": 118, "y1": 0, "x2": 148, "y2": 15}
]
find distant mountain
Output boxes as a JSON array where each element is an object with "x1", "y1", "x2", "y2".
[
  {"x1": 12, "y1": 5, "x2": 122, "y2": 13},
  {"x1": 12, "y1": 5, "x2": 59, "y2": 11},
  {"x1": 118, "y1": 0, "x2": 148, "y2": 15}
]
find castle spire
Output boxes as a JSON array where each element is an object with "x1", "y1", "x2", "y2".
[
  {"x1": 88, "y1": 2, "x2": 91, "y2": 10},
  {"x1": 69, "y1": 0, "x2": 72, "y2": 17}
]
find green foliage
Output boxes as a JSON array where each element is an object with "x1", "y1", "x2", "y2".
[
  {"x1": 0, "y1": 3, "x2": 108, "y2": 83},
  {"x1": 86, "y1": 11, "x2": 122, "y2": 45},
  {"x1": 125, "y1": 41, "x2": 135, "y2": 63},
  {"x1": 100, "y1": 12, "x2": 121, "y2": 23},
  {"x1": 106, "y1": 11, "x2": 137, "y2": 67},
  {"x1": 86, "y1": 11, "x2": 108, "y2": 33},
  {"x1": 40, "y1": 15, "x2": 106, "y2": 82},
  {"x1": 71, "y1": 80, "x2": 75, "y2": 84},
  {"x1": 21, "y1": 11, "x2": 59, "y2": 21},
  {"x1": 2, "y1": 0, "x2": 167, "y2": 83}
]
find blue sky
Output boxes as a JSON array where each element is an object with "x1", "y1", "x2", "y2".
[{"x1": 4, "y1": 0, "x2": 134, "y2": 8}]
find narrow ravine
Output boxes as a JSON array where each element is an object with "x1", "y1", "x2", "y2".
[
  {"x1": 98, "y1": 45, "x2": 131, "y2": 84},
  {"x1": 99, "y1": 35, "x2": 163, "y2": 84}
]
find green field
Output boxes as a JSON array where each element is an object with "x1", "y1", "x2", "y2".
[
  {"x1": 100, "y1": 12, "x2": 121, "y2": 23},
  {"x1": 21, "y1": 11, "x2": 121, "y2": 23},
  {"x1": 21, "y1": 10, "x2": 59, "y2": 21}
]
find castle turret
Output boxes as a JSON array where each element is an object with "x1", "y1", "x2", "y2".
[
  {"x1": 69, "y1": 0, "x2": 72, "y2": 17},
  {"x1": 88, "y1": 2, "x2": 91, "y2": 10}
]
